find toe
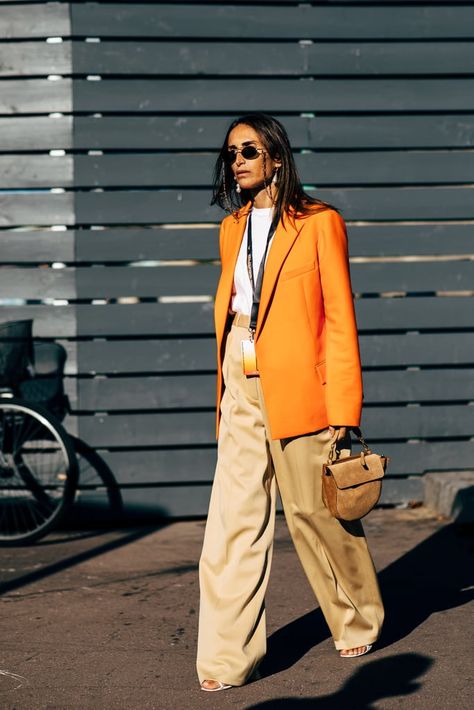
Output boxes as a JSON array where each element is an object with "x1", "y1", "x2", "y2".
[{"x1": 201, "y1": 679, "x2": 221, "y2": 691}]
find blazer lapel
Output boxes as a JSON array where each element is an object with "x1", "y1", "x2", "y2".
[
  {"x1": 215, "y1": 206, "x2": 250, "y2": 345},
  {"x1": 256, "y1": 217, "x2": 300, "y2": 339}
]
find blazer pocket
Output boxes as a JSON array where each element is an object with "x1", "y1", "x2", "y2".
[
  {"x1": 315, "y1": 359, "x2": 326, "y2": 385},
  {"x1": 280, "y1": 260, "x2": 315, "y2": 282}
]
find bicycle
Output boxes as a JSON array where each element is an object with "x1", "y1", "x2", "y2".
[{"x1": 0, "y1": 319, "x2": 79, "y2": 545}]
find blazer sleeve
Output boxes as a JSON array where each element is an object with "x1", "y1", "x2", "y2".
[{"x1": 316, "y1": 210, "x2": 363, "y2": 426}]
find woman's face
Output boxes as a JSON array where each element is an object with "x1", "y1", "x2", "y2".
[{"x1": 226, "y1": 124, "x2": 280, "y2": 193}]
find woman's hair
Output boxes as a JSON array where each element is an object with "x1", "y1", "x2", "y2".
[{"x1": 211, "y1": 113, "x2": 333, "y2": 224}]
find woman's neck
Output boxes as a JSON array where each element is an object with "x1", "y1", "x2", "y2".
[{"x1": 251, "y1": 184, "x2": 277, "y2": 208}]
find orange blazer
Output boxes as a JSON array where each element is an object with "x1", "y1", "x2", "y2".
[{"x1": 214, "y1": 202, "x2": 363, "y2": 440}]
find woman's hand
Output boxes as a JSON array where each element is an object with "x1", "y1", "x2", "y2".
[{"x1": 328, "y1": 425, "x2": 347, "y2": 441}]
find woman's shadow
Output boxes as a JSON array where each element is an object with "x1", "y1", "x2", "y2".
[
  {"x1": 248, "y1": 653, "x2": 432, "y2": 709},
  {"x1": 259, "y1": 521, "x2": 472, "y2": 678}
]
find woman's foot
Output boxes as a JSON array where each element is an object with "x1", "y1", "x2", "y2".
[
  {"x1": 200, "y1": 679, "x2": 232, "y2": 692},
  {"x1": 340, "y1": 644, "x2": 372, "y2": 658}
]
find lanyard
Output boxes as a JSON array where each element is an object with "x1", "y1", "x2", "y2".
[{"x1": 246, "y1": 211, "x2": 278, "y2": 337}]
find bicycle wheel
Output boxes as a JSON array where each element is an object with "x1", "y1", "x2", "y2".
[{"x1": 0, "y1": 398, "x2": 78, "y2": 545}]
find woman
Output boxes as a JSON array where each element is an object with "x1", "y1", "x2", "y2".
[{"x1": 197, "y1": 114, "x2": 384, "y2": 692}]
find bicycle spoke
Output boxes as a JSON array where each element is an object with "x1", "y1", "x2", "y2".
[{"x1": 0, "y1": 401, "x2": 76, "y2": 544}]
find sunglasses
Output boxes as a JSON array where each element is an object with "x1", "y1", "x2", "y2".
[{"x1": 224, "y1": 146, "x2": 265, "y2": 164}]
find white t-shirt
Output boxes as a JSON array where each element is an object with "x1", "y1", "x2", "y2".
[{"x1": 231, "y1": 207, "x2": 274, "y2": 316}]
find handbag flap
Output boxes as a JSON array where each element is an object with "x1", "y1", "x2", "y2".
[{"x1": 325, "y1": 453, "x2": 386, "y2": 490}]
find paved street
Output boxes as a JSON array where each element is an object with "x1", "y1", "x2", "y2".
[{"x1": 1, "y1": 507, "x2": 472, "y2": 709}]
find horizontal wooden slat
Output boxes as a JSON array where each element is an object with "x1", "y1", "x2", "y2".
[
  {"x1": 73, "y1": 78, "x2": 474, "y2": 113},
  {"x1": 1, "y1": 115, "x2": 471, "y2": 152},
  {"x1": 0, "y1": 117, "x2": 72, "y2": 151},
  {"x1": 77, "y1": 411, "x2": 215, "y2": 447},
  {"x1": 75, "y1": 227, "x2": 219, "y2": 262},
  {"x1": 0, "y1": 268, "x2": 75, "y2": 299},
  {"x1": 76, "y1": 264, "x2": 217, "y2": 298},
  {"x1": 73, "y1": 187, "x2": 474, "y2": 223},
  {"x1": 7, "y1": 39, "x2": 471, "y2": 78},
  {"x1": 75, "y1": 484, "x2": 213, "y2": 518},
  {"x1": 70, "y1": 116, "x2": 474, "y2": 151},
  {"x1": 356, "y1": 296, "x2": 474, "y2": 331},
  {"x1": 4, "y1": 151, "x2": 474, "y2": 189},
  {"x1": 75, "y1": 369, "x2": 474, "y2": 412},
  {"x1": 347, "y1": 224, "x2": 474, "y2": 257},
  {"x1": 0, "y1": 306, "x2": 75, "y2": 337},
  {"x1": 0, "y1": 230, "x2": 74, "y2": 263},
  {"x1": 79, "y1": 260, "x2": 474, "y2": 298},
  {"x1": 1, "y1": 265, "x2": 221, "y2": 299},
  {"x1": 70, "y1": 151, "x2": 474, "y2": 189},
  {"x1": 70, "y1": 41, "x2": 474, "y2": 76},
  {"x1": 360, "y1": 333, "x2": 474, "y2": 367},
  {"x1": 88, "y1": 449, "x2": 216, "y2": 484},
  {"x1": 73, "y1": 297, "x2": 473, "y2": 337},
  {"x1": 0, "y1": 3, "x2": 69, "y2": 39},
  {"x1": 352, "y1": 261, "x2": 474, "y2": 294},
  {"x1": 76, "y1": 404, "x2": 474, "y2": 447},
  {"x1": 0, "y1": 155, "x2": 72, "y2": 188},
  {"x1": 0, "y1": 42, "x2": 70, "y2": 76},
  {"x1": 363, "y1": 369, "x2": 474, "y2": 402},
  {"x1": 71, "y1": 224, "x2": 474, "y2": 264},
  {"x1": 0, "y1": 193, "x2": 74, "y2": 228},
  {"x1": 70, "y1": 4, "x2": 474, "y2": 40},
  {"x1": 76, "y1": 302, "x2": 214, "y2": 336},
  {"x1": 77, "y1": 338, "x2": 215, "y2": 374},
  {"x1": 82, "y1": 439, "x2": 474, "y2": 485},
  {"x1": 0, "y1": 79, "x2": 71, "y2": 114},
  {"x1": 75, "y1": 332, "x2": 474, "y2": 375},
  {"x1": 8, "y1": 187, "x2": 474, "y2": 227},
  {"x1": 76, "y1": 374, "x2": 215, "y2": 410}
]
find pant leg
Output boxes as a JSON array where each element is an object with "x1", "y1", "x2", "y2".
[
  {"x1": 196, "y1": 324, "x2": 277, "y2": 686},
  {"x1": 256, "y1": 382, "x2": 384, "y2": 650}
]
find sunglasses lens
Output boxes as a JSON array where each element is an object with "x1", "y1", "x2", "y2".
[
  {"x1": 224, "y1": 150, "x2": 238, "y2": 164},
  {"x1": 224, "y1": 146, "x2": 261, "y2": 164},
  {"x1": 242, "y1": 146, "x2": 259, "y2": 160}
]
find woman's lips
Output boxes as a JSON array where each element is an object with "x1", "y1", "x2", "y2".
[{"x1": 236, "y1": 171, "x2": 250, "y2": 177}]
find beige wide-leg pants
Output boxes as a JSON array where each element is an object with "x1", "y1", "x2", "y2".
[{"x1": 197, "y1": 318, "x2": 384, "y2": 687}]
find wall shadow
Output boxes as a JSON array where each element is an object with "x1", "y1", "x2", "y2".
[
  {"x1": 260, "y1": 522, "x2": 473, "y2": 678},
  {"x1": 248, "y1": 653, "x2": 432, "y2": 709}
]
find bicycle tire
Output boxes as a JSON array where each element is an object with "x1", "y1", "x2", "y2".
[{"x1": 0, "y1": 397, "x2": 78, "y2": 545}]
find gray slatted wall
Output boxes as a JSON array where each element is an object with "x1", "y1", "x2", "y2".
[{"x1": 1, "y1": 1, "x2": 473, "y2": 516}]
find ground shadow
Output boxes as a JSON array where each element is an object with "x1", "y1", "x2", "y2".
[
  {"x1": 248, "y1": 653, "x2": 432, "y2": 709},
  {"x1": 260, "y1": 522, "x2": 473, "y2": 678},
  {"x1": 0, "y1": 525, "x2": 165, "y2": 596},
  {"x1": 377, "y1": 521, "x2": 473, "y2": 648}
]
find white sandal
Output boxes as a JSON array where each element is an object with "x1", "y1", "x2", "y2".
[
  {"x1": 340, "y1": 644, "x2": 373, "y2": 658},
  {"x1": 200, "y1": 680, "x2": 232, "y2": 692}
]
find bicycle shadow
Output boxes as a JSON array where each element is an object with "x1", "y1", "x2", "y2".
[
  {"x1": 259, "y1": 522, "x2": 472, "y2": 678},
  {"x1": 247, "y1": 653, "x2": 432, "y2": 709},
  {"x1": 68, "y1": 436, "x2": 124, "y2": 523},
  {"x1": 0, "y1": 524, "x2": 168, "y2": 596}
]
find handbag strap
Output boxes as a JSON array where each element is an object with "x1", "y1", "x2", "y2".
[
  {"x1": 351, "y1": 427, "x2": 371, "y2": 453},
  {"x1": 327, "y1": 426, "x2": 371, "y2": 465}
]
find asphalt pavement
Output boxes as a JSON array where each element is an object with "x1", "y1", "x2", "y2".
[{"x1": 1, "y1": 506, "x2": 472, "y2": 709}]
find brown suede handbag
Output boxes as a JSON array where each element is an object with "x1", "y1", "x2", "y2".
[{"x1": 322, "y1": 428, "x2": 389, "y2": 521}]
